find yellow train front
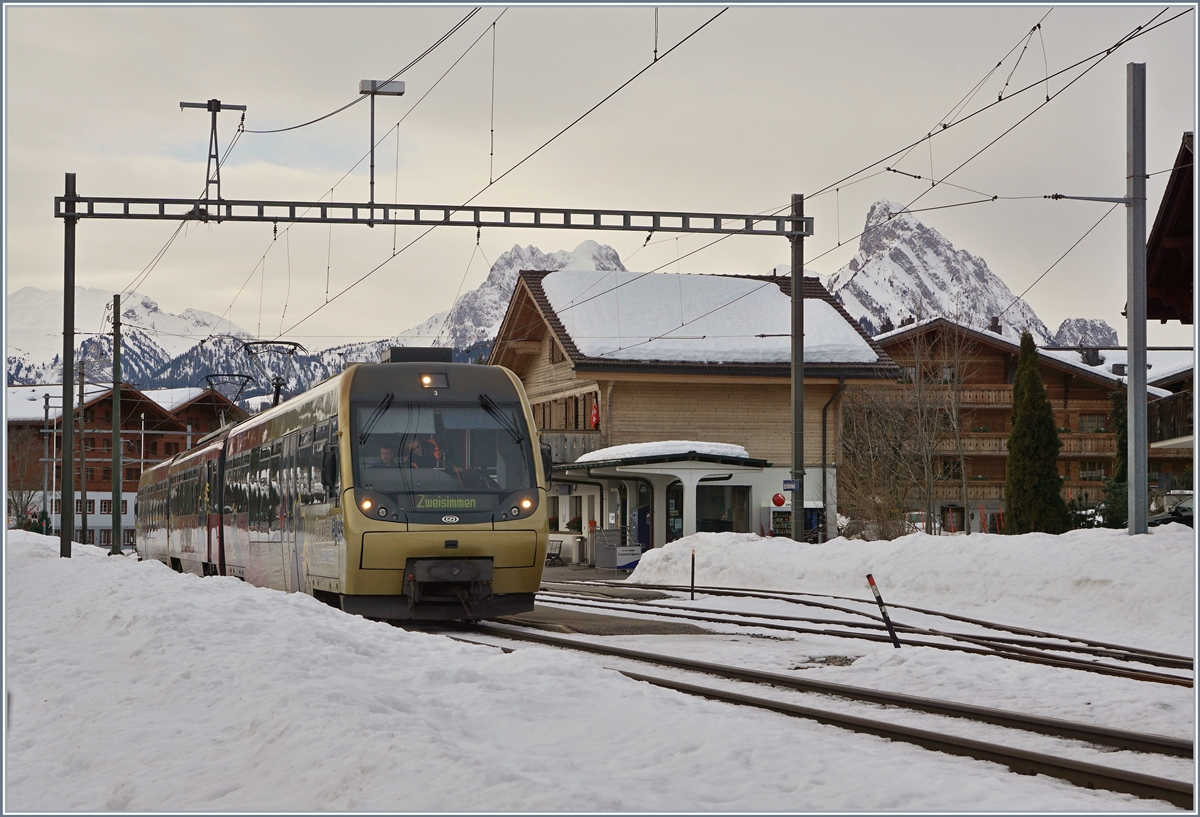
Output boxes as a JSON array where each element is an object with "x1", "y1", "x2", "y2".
[{"x1": 137, "y1": 360, "x2": 549, "y2": 621}]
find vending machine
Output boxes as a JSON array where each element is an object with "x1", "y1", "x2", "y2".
[{"x1": 760, "y1": 494, "x2": 822, "y2": 542}]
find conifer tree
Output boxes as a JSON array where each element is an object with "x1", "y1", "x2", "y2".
[
  {"x1": 1101, "y1": 390, "x2": 1128, "y2": 528},
  {"x1": 1004, "y1": 332, "x2": 1070, "y2": 534}
]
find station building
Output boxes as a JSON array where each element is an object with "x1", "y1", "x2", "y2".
[{"x1": 489, "y1": 269, "x2": 899, "y2": 562}]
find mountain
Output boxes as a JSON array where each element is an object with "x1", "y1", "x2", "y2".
[
  {"x1": 5, "y1": 241, "x2": 626, "y2": 399},
  {"x1": 1051, "y1": 318, "x2": 1119, "y2": 348},
  {"x1": 6, "y1": 286, "x2": 249, "y2": 386},
  {"x1": 826, "y1": 201, "x2": 1054, "y2": 343}
]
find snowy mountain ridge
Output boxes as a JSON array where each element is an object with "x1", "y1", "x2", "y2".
[{"x1": 827, "y1": 201, "x2": 1061, "y2": 342}]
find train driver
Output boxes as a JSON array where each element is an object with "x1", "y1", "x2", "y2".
[{"x1": 402, "y1": 436, "x2": 437, "y2": 469}]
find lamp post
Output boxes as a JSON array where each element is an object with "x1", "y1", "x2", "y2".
[{"x1": 359, "y1": 80, "x2": 406, "y2": 226}]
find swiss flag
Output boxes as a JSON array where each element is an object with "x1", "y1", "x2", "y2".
[{"x1": 590, "y1": 401, "x2": 600, "y2": 430}]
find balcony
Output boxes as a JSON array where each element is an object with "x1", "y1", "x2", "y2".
[
  {"x1": 539, "y1": 430, "x2": 602, "y2": 464},
  {"x1": 1149, "y1": 390, "x2": 1193, "y2": 446},
  {"x1": 940, "y1": 433, "x2": 1117, "y2": 456}
]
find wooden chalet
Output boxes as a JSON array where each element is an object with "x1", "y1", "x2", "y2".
[{"x1": 490, "y1": 269, "x2": 899, "y2": 554}]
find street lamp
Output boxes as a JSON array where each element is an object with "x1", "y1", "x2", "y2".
[{"x1": 359, "y1": 80, "x2": 406, "y2": 226}]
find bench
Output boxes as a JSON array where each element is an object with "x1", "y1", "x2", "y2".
[{"x1": 545, "y1": 539, "x2": 566, "y2": 567}]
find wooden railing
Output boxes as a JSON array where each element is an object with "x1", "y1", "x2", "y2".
[
  {"x1": 539, "y1": 430, "x2": 602, "y2": 464},
  {"x1": 939, "y1": 433, "x2": 1117, "y2": 455},
  {"x1": 1149, "y1": 390, "x2": 1193, "y2": 444}
]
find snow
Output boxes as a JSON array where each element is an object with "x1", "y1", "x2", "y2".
[
  {"x1": 628, "y1": 526, "x2": 1195, "y2": 656},
  {"x1": 827, "y1": 200, "x2": 1054, "y2": 344},
  {"x1": 875, "y1": 318, "x2": 1180, "y2": 397},
  {"x1": 575, "y1": 440, "x2": 751, "y2": 464},
  {"x1": 5, "y1": 383, "x2": 108, "y2": 422},
  {"x1": 6, "y1": 524, "x2": 1195, "y2": 811},
  {"x1": 541, "y1": 269, "x2": 879, "y2": 364},
  {"x1": 1041, "y1": 347, "x2": 1195, "y2": 389}
]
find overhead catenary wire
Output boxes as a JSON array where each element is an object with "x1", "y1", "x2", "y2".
[
  {"x1": 203, "y1": 9, "x2": 508, "y2": 345},
  {"x1": 550, "y1": 8, "x2": 1181, "y2": 322},
  {"x1": 272, "y1": 7, "x2": 728, "y2": 340},
  {"x1": 553, "y1": 6, "x2": 1185, "y2": 342},
  {"x1": 242, "y1": 8, "x2": 481, "y2": 135}
]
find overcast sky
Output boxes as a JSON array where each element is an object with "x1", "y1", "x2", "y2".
[{"x1": 4, "y1": 4, "x2": 1196, "y2": 352}]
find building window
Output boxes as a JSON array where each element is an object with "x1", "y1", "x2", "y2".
[
  {"x1": 550, "y1": 342, "x2": 565, "y2": 364},
  {"x1": 85, "y1": 437, "x2": 96, "y2": 451},
  {"x1": 122, "y1": 529, "x2": 136, "y2": 545},
  {"x1": 125, "y1": 467, "x2": 139, "y2": 481},
  {"x1": 103, "y1": 438, "x2": 112, "y2": 452},
  {"x1": 1079, "y1": 414, "x2": 1108, "y2": 434},
  {"x1": 165, "y1": 442, "x2": 180, "y2": 456},
  {"x1": 53, "y1": 499, "x2": 61, "y2": 514},
  {"x1": 941, "y1": 458, "x2": 963, "y2": 480},
  {"x1": 121, "y1": 500, "x2": 128, "y2": 515},
  {"x1": 1079, "y1": 461, "x2": 1108, "y2": 481},
  {"x1": 84, "y1": 408, "x2": 95, "y2": 422},
  {"x1": 101, "y1": 500, "x2": 112, "y2": 515},
  {"x1": 149, "y1": 440, "x2": 158, "y2": 456},
  {"x1": 102, "y1": 468, "x2": 112, "y2": 482},
  {"x1": 87, "y1": 500, "x2": 95, "y2": 515},
  {"x1": 86, "y1": 467, "x2": 95, "y2": 482},
  {"x1": 99, "y1": 529, "x2": 112, "y2": 546},
  {"x1": 85, "y1": 529, "x2": 95, "y2": 545}
]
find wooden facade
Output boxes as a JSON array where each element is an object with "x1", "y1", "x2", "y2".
[
  {"x1": 491, "y1": 272, "x2": 898, "y2": 469},
  {"x1": 875, "y1": 319, "x2": 1193, "y2": 527}
]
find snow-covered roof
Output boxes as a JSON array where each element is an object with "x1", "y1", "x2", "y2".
[
  {"x1": 539, "y1": 270, "x2": 880, "y2": 366},
  {"x1": 1040, "y1": 348, "x2": 1194, "y2": 389},
  {"x1": 575, "y1": 440, "x2": 751, "y2": 465},
  {"x1": 141, "y1": 387, "x2": 208, "y2": 412},
  {"x1": 6, "y1": 384, "x2": 107, "y2": 422},
  {"x1": 874, "y1": 318, "x2": 1180, "y2": 397}
]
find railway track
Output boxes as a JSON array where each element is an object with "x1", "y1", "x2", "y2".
[
  {"x1": 463, "y1": 621, "x2": 1194, "y2": 809},
  {"x1": 541, "y1": 580, "x2": 1194, "y2": 686}
]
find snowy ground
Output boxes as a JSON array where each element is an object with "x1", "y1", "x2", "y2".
[{"x1": 4, "y1": 526, "x2": 1195, "y2": 811}]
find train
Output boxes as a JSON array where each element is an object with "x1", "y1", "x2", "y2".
[{"x1": 135, "y1": 359, "x2": 550, "y2": 620}]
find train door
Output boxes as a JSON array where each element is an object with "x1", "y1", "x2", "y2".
[
  {"x1": 204, "y1": 456, "x2": 223, "y2": 576},
  {"x1": 281, "y1": 432, "x2": 304, "y2": 593}
]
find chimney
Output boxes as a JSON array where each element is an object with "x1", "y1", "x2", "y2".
[
  {"x1": 987, "y1": 316, "x2": 1002, "y2": 335},
  {"x1": 1111, "y1": 362, "x2": 1127, "y2": 376},
  {"x1": 1080, "y1": 347, "x2": 1101, "y2": 366},
  {"x1": 900, "y1": 316, "x2": 914, "y2": 327},
  {"x1": 879, "y1": 317, "x2": 895, "y2": 334}
]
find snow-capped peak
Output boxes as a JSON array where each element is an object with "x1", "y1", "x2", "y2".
[{"x1": 826, "y1": 199, "x2": 1053, "y2": 342}]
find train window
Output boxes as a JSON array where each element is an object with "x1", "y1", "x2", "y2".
[{"x1": 300, "y1": 427, "x2": 314, "y2": 449}]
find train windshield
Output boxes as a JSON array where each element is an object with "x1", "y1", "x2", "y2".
[{"x1": 352, "y1": 401, "x2": 534, "y2": 516}]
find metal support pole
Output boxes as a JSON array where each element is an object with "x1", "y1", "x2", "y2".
[
  {"x1": 78, "y1": 360, "x2": 87, "y2": 548},
  {"x1": 1126, "y1": 63, "x2": 1148, "y2": 535},
  {"x1": 42, "y1": 394, "x2": 50, "y2": 531},
  {"x1": 368, "y1": 91, "x2": 375, "y2": 227},
  {"x1": 60, "y1": 172, "x2": 76, "y2": 558},
  {"x1": 790, "y1": 194, "x2": 805, "y2": 541},
  {"x1": 110, "y1": 294, "x2": 123, "y2": 555}
]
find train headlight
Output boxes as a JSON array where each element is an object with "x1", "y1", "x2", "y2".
[
  {"x1": 520, "y1": 498, "x2": 533, "y2": 510},
  {"x1": 362, "y1": 499, "x2": 373, "y2": 511}
]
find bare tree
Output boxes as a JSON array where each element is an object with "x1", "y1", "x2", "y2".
[
  {"x1": 6, "y1": 425, "x2": 42, "y2": 526},
  {"x1": 839, "y1": 386, "x2": 920, "y2": 540},
  {"x1": 937, "y1": 310, "x2": 982, "y2": 534}
]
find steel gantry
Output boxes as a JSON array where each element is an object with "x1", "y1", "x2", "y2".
[{"x1": 54, "y1": 178, "x2": 814, "y2": 555}]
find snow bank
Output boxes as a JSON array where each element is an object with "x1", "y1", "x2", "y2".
[
  {"x1": 5, "y1": 530, "x2": 1178, "y2": 812},
  {"x1": 576, "y1": 440, "x2": 750, "y2": 464},
  {"x1": 629, "y1": 526, "x2": 1196, "y2": 655}
]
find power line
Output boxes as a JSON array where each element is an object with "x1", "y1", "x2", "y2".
[
  {"x1": 242, "y1": 9, "x2": 481, "y2": 135},
  {"x1": 273, "y1": 7, "x2": 729, "y2": 340}
]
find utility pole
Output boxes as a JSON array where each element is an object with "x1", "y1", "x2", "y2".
[
  {"x1": 110, "y1": 294, "x2": 123, "y2": 555},
  {"x1": 1126, "y1": 62, "x2": 1148, "y2": 535},
  {"x1": 77, "y1": 359, "x2": 87, "y2": 548},
  {"x1": 42, "y1": 394, "x2": 50, "y2": 534},
  {"x1": 790, "y1": 193, "x2": 805, "y2": 542},
  {"x1": 359, "y1": 80, "x2": 406, "y2": 227},
  {"x1": 60, "y1": 172, "x2": 76, "y2": 558}
]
